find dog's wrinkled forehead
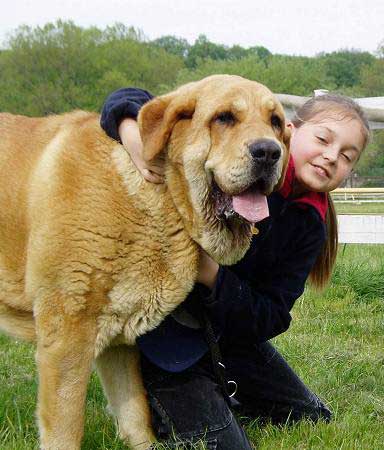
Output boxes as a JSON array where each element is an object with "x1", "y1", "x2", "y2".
[
  {"x1": 192, "y1": 79, "x2": 283, "y2": 124},
  {"x1": 138, "y1": 75, "x2": 287, "y2": 162}
]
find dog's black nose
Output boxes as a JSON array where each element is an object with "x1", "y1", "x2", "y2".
[{"x1": 249, "y1": 139, "x2": 281, "y2": 165}]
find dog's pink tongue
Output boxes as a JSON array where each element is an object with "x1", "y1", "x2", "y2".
[{"x1": 232, "y1": 191, "x2": 269, "y2": 223}]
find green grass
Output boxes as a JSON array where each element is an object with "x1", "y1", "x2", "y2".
[
  {"x1": 1, "y1": 244, "x2": 384, "y2": 449},
  {"x1": 334, "y1": 202, "x2": 384, "y2": 214}
]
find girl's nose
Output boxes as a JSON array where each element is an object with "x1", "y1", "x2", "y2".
[{"x1": 322, "y1": 146, "x2": 338, "y2": 163}]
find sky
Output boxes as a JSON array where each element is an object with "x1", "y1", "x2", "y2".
[{"x1": 1, "y1": 0, "x2": 383, "y2": 56}]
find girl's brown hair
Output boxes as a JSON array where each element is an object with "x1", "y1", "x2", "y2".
[{"x1": 291, "y1": 94, "x2": 371, "y2": 290}]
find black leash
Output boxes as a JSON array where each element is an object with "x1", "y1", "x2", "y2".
[{"x1": 201, "y1": 312, "x2": 239, "y2": 408}]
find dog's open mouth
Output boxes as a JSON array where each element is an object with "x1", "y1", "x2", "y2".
[{"x1": 211, "y1": 180, "x2": 269, "y2": 224}]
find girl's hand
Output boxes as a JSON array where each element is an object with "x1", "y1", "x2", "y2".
[
  {"x1": 196, "y1": 249, "x2": 219, "y2": 290},
  {"x1": 118, "y1": 118, "x2": 165, "y2": 184}
]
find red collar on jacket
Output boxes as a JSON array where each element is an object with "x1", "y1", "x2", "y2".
[{"x1": 278, "y1": 155, "x2": 328, "y2": 222}]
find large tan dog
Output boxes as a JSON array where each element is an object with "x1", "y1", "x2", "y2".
[{"x1": 0, "y1": 75, "x2": 289, "y2": 449}]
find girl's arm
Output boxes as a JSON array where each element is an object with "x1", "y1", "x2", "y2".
[
  {"x1": 100, "y1": 87, "x2": 153, "y2": 141},
  {"x1": 118, "y1": 118, "x2": 165, "y2": 183},
  {"x1": 100, "y1": 88, "x2": 164, "y2": 183}
]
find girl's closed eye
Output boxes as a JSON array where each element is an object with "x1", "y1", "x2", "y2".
[
  {"x1": 316, "y1": 135, "x2": 328, "y2": 144},
  {"x1": 341, "y1": 153, "x2": 352, "y2": 162}
]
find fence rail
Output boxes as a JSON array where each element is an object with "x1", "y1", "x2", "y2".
[
  {"x1": 276, "y1": 93, "x2": 384, "y2": 130},
  {"x1": 331, "y1": 188, "x2": 384, "y2": 203},
  {"x1": 338, "y1": 215, "x2": 384, "y2": 243},
  {"x1": 330, "y1": 189, "x2": 384, "y2": 243}
]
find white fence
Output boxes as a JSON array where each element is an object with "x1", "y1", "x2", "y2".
[
  {"x1": 331, "y1": 189, "x2": 384, "y2": 244},
  {"x1": 277, "y1": 93, "x2": 384, "y2": 130},
  {"x1": 337, "y1": 215, "x2": 384, "y2": 244},
  {"x1": 332, "y1": 188, "x2": 384, "y2": 203}
]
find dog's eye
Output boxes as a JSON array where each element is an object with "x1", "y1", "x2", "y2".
[
  {"x1": 271, "y1": 114, "x2": 282, "y2": 132},
  {"x1": 215, "y1": 111, "x2": 236, "y2": 125}
]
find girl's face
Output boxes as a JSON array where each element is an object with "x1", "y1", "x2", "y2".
[{"x1": 289, "y1": 113, "x2": 366, "y2": 193}]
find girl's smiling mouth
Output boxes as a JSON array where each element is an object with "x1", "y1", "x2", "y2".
[{"x1": 311, "y1": 164, "x2": 330, "y2": 178}]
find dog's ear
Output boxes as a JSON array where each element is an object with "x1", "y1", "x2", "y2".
[
  {"x1": 274, "y1": 125, "x2": 291, "y2": 190},
  {"x1": 282, "y1": 124, "x2": 291, "y2": 149},
  {"x1": 138, "y1": 93, "x2": 196, "y2": 161}
]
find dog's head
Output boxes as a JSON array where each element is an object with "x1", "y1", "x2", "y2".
[{"x1": 138, "y1": 75, "x2": 290, "y2": 265}]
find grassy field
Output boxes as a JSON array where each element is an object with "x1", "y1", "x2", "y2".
[
  {"x1": 334, "y1": 202, "x2": 384, "y2": 215},
  {"x1": 1, "y1": 244, "x2": 383, "y2": 449}
]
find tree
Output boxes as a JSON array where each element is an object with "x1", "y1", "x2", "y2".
[
  {"x1": 247, "y1": 46, "x2": 271, "y2": 61},
  {"x1": 152, "y1": 35, "x2": 190, "y2": 58},
  {"x1": 320, "y1": 50, "x2": 375, "y2": 88},
  {"x1": 0, "y1": 21, "x2": 105, "y2": 114},
  {"x1": 175, "y1": 54, "x2": 333, "y2": 96},
  {"x1": 186, "y1": 35, "x2": 228, "y2": 68},
  {"x1": 225, "y1": 45, "x2": 271, "y2": 62},
  {"x1": 357, "y1": 58, "x2": 384, "y2": 97},
  {"x1": 0, "y1": 21, "x2": 184, "y2": 115},
  {"x1": 355, "y1": 130, "x2": 384, "y2": 179}
]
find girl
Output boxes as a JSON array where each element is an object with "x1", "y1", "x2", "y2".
[{"x1": 100, "y1": 88, "x2": 369, "y2": 449}]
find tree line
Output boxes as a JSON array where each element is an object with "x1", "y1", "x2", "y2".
[{"x1": 0, "y1": 21, "x2": 383, "y2": 177}]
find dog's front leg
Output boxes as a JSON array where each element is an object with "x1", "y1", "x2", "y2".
[
  {"x1": 96, "y1": 345, "x2": 156, "y2": 450},
  {"x1": 35, "y1": 310, "x2": 96, "y2": 450}
]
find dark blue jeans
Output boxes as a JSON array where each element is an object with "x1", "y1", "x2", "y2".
[{"x1": 141, "y1": 341, "x2": 332, "y2": 450}]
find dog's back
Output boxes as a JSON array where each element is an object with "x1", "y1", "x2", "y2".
[
  {"x1": 0, "y1": 111, "x2": 123, "y2": 338},
  {"x1": 0, "y1": 111, "x2": 197, "y2": 345},
  {"x1": 0, "y1": 113, "x2": 56, "y2": 265},
  {"x1": 0, "y1": 111, "x2": 98, "y2": 264}
]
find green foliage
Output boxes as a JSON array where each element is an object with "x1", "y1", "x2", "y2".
[
  {"x1": 1, "y1": 22, "x2": 382, "y2": 114},
  {"x1": 0, "y1": 21, "x2": 184, "y2": 115},
  {"x1": 319, "y1": 50, "x2": 375, "y2": 89},
  {"x1": 0, "y1": 21, "x2": 383, "y2": 179},
  {"x1": 174, "y1": 54, "x2": 334, "y2": 95},
  {"x1": 170, "y1": 34, "x2": 272, "y2": 69},
  {"x1": 185, "y1": 34, "x2": 229, "y2": 68},
  {"x1": 355, "y1": 130, "x2": 384, "y2": 177},
  {"x1": 247, "y1": 46, "x2": 271, "y2": 61},
  {"x1": 357, "y1": 58, "x2": 384, "y2": 97},
  {"x1": 152, "y1": 35, "x2": 190, "y2": 58},
  {"x1": 1, "y1": 21, "x2": 105, "y2": 114}
]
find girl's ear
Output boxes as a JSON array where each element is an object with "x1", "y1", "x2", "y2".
[{"x1": 286, "y1": 122, "x2": 297, "y2": 131}]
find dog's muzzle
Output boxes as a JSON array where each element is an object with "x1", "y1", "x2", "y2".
[
  {"x1": 248, "y1": 139, "x2": 281, "y2": 166},
  {"x1": 248, "y1": 139, "x2": 282, "y2": 193}
]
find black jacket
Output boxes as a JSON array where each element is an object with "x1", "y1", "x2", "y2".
[{"x1": 100, "y1": 88, "x2": 327, "y2": 372}]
